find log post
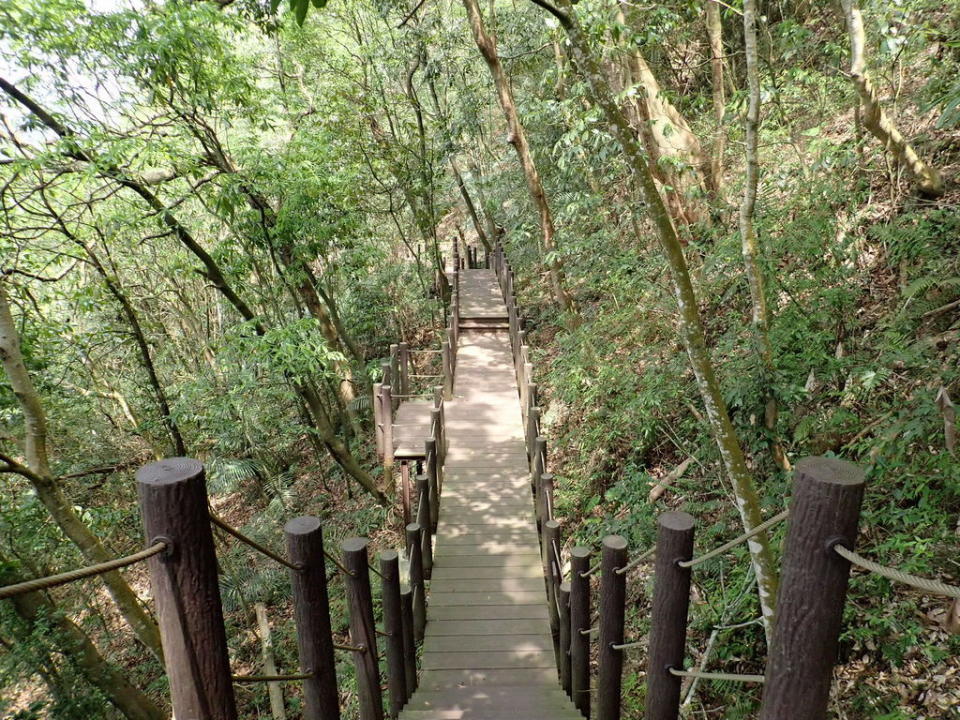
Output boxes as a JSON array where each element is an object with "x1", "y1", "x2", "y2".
[
  {"x1": 431, "y1": 407, "x2": 445, "y2": 469},
  {"x1": 398, "y1": 342, "x2": 409, "y2": 396},
  {"x1": 543, "y1": 520, "x2": 562, "y2": 668},
  {"x1": 406, "y1": 523, "x2": 427, "y2": 642},
  {"x1": 645, "y1": 512, "x2": 695, "y2": 720},
  {"x1": 341, "y1": 538, "x2": 383, "y2": 720},
  {"x1": 442, "y1": 341, "x2": 453, "y2": 400},
  {"x1": 425, "y1": 438, "x2": 440, "y2": 533},
  {"x1": 389, "y1": 346, "x2": 399, "y2": 407},
  {"x1": 526, "y1": 407, "x2": 541, "y2": 468},
  {"x1": 136, "y1": 458, "x2": 237, "y2": 720},
  {"x1": 374, "y1": 383, "x2": 384, "y2": 460},
  {"x1": 597, "y1": 535, "x2": 627, "y2": 720},
  {"x1": 381, "y1": 360, "x2": 392, "y2": 393},
  {"x1": 759, "y1": 457, "x2": 866, "y2": 720},
  {"x1": 416, "y1": 474, "x2": 434, "y2": 580},
  {"x1": 400, "y1": 586, "x2": 417, "y2": 693},
  {"x1": 570, "y1": 546, "x2": 591, "y2": 718},
  {"x1": 558, "y1": 581, "x2": 572, "y2": 696},
  {"x1": 380, "y1": 551, "x2": 407, "y2": 717},
  {"x1": 400, "y1": 463, "x2": 411, "y2": 528},
  {"x1": 533, "y1": 436, "x2": 547, "y2": 518},
  {"x1": 284, "y1": 517, "x2": 340, "y2": 720},
  {"x1": 382, "y1": 385, "x2": 394, "y2": 471},
  {"x1": 542, "y1": 473, "x2": 555, "y2": 525}
]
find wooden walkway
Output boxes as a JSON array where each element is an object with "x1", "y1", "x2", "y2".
[{"x1": 401, "y1": 270, "x2": 580, "y2": 719}]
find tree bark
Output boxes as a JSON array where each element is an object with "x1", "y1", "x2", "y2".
[
  {"x1": 705, "y1": 0, "x2": 726, "y2": 196},
  {"x1": 0, "y1": 285, "x2": 165, "y2": 661},
  {"x1": 462, "y1": 0, "x2": 576, "y2": 316},
  {"x1": 615, "y1": 1, "x2": 708, "y2": 227},
  {"x1": 0, "y1": 556, "x2": 166, "y2": 720},
  {"x1": 839, "y1": 0, "x2": 943, "y2": 196},
  {"x1": 549, "y1": 0, "x2": 779, "y2": 645},
  {"x1": 741, "y1": 0, "x2": 790, "y2": 472}
]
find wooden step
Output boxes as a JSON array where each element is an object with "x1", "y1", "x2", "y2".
[{"x1": 426, "y1": 605, "x2": 549, "y2": 621}]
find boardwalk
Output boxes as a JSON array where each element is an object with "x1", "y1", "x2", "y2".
[{"x1": 401, "y1": 270, "x2": 580, "y2": 719}]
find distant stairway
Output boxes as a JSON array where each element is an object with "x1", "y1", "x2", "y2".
[{"x1": 400, "y1": 269, "x2": 580, "y2": 719}]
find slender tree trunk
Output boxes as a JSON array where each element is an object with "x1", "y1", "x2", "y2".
[
  {"x1": 76, "y1": 238, "x2": 187, "y2": 456},
  {"x1": 705, "y1": 0, "x2": 726, "y2": 196},
  {"x1": 615, "y1": 1, "x2": 708, "y2": 227},
  {"x1": 551, "y1": 1, "x2": 779, "y2": 645},
  {"x1": 451, "y1": 160, "x2": 491, "y2": 253},
  {"x1": 0, "y1": 557, "x2": 166, "y2": 720},
  {"x1": 0, "y1": 286, "x2": 165, "y2": 661},
  {"x1": 741, "y1": 0, "x2": 790, "y2": 472},
  {"x1": 839, "y1": 0, "x2": 943, "y2": 196},
  {"x1": 461, "y1": 0, "x2": 576, "y2": 316},
  {"x1": 0, "y1": 78, "x2": 383, "y2": 502}
]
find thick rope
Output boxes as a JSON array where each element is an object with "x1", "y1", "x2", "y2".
[
  {"x1": 834, "y1": 545, "x2": 960, "y2": 598},
  {"x1": 0, "y1": 542, "x2": 167, "y2": 600},
  {"x1": 615, "y1": 545, "x2": 656, "y2": 575},
  {"x1": 669, "y1": 667, "x2": 765, "y2": 684},
  {"x1": 232, "y1": 672, "x2": 313, "y2": 683},
  {"x1": 679, "y1": 510, "x2": 789, "y2": 569},
  {"x1": 210, "y1": 513, "x2": 301, "y2": 571}
]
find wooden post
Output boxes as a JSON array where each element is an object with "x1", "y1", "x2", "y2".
[
  {"x1": 542, "y1": 474, "x2": 555, "y2": 522},
  {"x1": 380, "y1": 551, "x2": 407, "y2": 717},
  {"x1": 425, "y1": 438, "x2": 440, "y2": 533},
  {"x1": 558, "y1": 581, "x2": 572, "y2": 697},
  {"x1": 400, "y1": 463, "x2": 411, "y2": 528},
  {"x1": 382, "y1": 385, "x2": 394, "y2": 471},
  {"x1": 374, "y1": 383, "x2": 384, "y2": 460},
  {"x1": 416, "y1": 474, "x2": 433, "y2": 580},
  {"x1": 136, "y1": 458, "x2": 238, "y2": 720},
  {"x1": 431, "y1": 407, "x2": 445, "y2": 469},
  {"x1": 442, "y1": 341, "x2": 453, "y2": 400},
  {"x1": 533, "y1": 436, "x2": 547, "y2": 513},
  {"x1": 570, "y1": 546, "x2": 591, "y2": 718},
  {"x1": 398, "y1": 342, "x2": 409, "y2": 396},
  {"x1": 524, "y1": 381, "x2": 538, "y2": 429},
  {"x1": 526, "y1": 407, "x2": 541, "y2": 468},
  {"x1": 543, "y1": 520, "x2": 562, "y2": 666},
  {"x1": 645, "y1": 512, "x2": 695, "y2": 720},
  {"x1": 381, "y1": 360, "x2": 392, "y2": 392},
  {"x1": 341, "y1": 538, "x2": 383, "y2": 720},
  {"x1": 597, "y1": 535, "x2": 627, "y2": 720},
  {"x1": 759, "y1": 457, "x2": 865, "y2": 720},
  {"x1": 406, "y1": 523, "x2": 427, "y2": 642},
  {"x1": 400, "y1": 586, "x2": 417, "y2": 693},
  {"x1": 285, "y1": 517, "x2": 340, "y2": 720},
  {"x1": 389, "y1": 345, "x2": 399, "y2": 408}
]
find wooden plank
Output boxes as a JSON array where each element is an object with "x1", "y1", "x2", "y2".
[
  {"x1": 423, "y1": 634, "x2": 553, "y2": 653},
  {"x1": 429, "y1": 591, "x2": 545, "y2": 607},
  {"x1": 422, "y1": 651, "x2": 556, "y2": 671},
  {"x1": 429, "y1": 565, "x2": 543, "y2": 580},
  {"x1": 418, "y1": 668, "x2": 557, "y2": 689},
  {"x1": 426, "y1": 605, "x2": 549, "y2": 621},
  {"x1": 424, "y1": 618, "x2": 548, "y2": 635},
  {"x1": 432, "y1": 543, "x2": 541, "y2": 557}
]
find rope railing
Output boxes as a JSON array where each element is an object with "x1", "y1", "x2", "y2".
[
  {"x1": 615, "y1": 545, "x2": 656, "y2": 575},
  {"x1": 0, "y1": 541, "x2": 168, "y2": 600},
  {"x1": 210, "y1": 512, "x2": 302, "y2": 572},
  {"x1": 678, "y1": 510, "x2": 789, "y2": 569},
  {"x1": 232, "y1": 672, "x2": 314, "y2": 684},
  {"x1": 833, "y1": 544, "x2": 960, "y2": 598},
  {"x1": 668, "y1": 667, "x2": 765, "y2": 684}
]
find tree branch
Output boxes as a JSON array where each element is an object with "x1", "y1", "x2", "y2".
[{"x1": 527, "y1": 0, "x2": 571, "y2": 28}]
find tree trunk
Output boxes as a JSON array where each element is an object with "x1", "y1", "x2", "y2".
[
  {"x1": 615, "y1": 2, "x2": 708, "y2": 227},
  {"x1": 741, "y1": 0, "x2": 790, "y2": 472},
  {"x1": 705, "y1": 0, "x2": 726, "y2": 196},
  {"x1": 461, "y1": 0, "x2": 576, "y2": 316},
  {"x1": 0, "y1": 285, "x2": 165, "y2": 661},
  {"x1": 451, "y1": 160, "x2": 491, "y2": 253},
  {"x1": 0, "y1": 78, "x2": 385, "y2": 503},
  {"x1": 0, "y1": 557, "x2": 166, "y2": 720},
  {"x1": 839, "y1": 0, "x2": 943, "y2": 196},
  {"x1": 552, "y1": 1, "x2": 779, "y2": 645}
]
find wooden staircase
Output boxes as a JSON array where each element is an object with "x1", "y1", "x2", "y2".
[{"x1": 400, "y1": 269, "x2": 580, "y2": 719}]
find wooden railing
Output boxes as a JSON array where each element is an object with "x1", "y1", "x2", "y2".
[
  {"x1": 491, "y1": 239, "x2": 959, "y2": 720},
  {"x1": 132, "y1": 380, "x2": 448, "y2": 720}
]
